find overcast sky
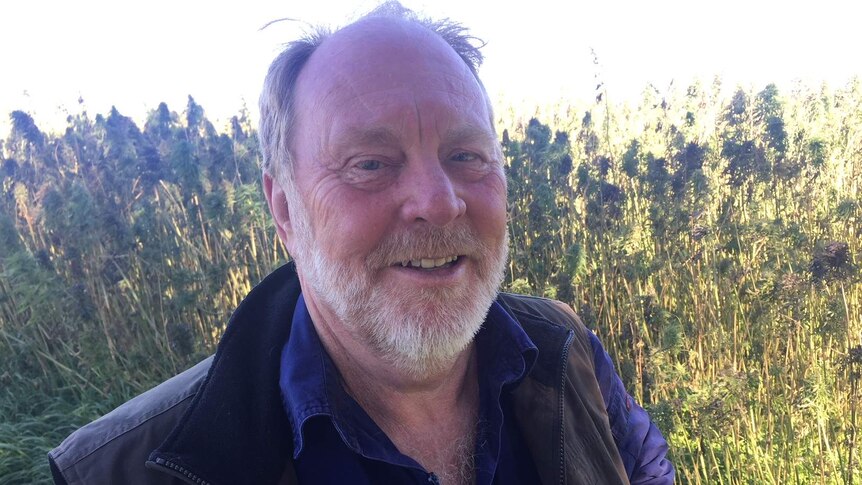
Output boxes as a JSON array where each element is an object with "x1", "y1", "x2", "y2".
[{"x1": 2, "y1": 0, "x2": 859, "y2": 134}]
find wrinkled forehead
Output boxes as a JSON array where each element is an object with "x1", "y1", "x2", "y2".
[{"x1": 294, "y1": 18, "x2": 491, "y2": 126}]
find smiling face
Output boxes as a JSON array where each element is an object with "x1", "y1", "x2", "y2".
[{"x1": 267, "y1": 18, "x2": 508, "y2": 375}]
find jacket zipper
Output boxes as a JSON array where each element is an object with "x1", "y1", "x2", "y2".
[
  {"x1": 151, "y1": 457, "x2": 212, "y2": 485},
  {"x1": 558, "y1": 329, "x2": 575, "y2": 485}
]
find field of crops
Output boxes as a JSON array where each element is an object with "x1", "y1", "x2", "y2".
[{"x1": 1, "y1": 78, "x2": 860, "y2": 483}]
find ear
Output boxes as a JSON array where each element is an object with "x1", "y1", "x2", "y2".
[{"x1": 263, "y1": 172, "x2": 296, "y2": 254}]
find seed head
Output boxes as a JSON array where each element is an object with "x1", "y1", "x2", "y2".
[{"x1": 810, "y1": 241, "x2": 854, "y2": 283}]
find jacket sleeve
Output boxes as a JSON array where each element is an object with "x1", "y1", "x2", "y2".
[{"x1": 587, "y1": 331, "x2": 675, "y2": 484}]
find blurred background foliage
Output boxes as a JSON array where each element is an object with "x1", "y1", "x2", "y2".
[{"x1": 1, "y1": 78, "x2": 861, "y2": 483}]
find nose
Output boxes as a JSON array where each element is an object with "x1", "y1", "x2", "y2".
[{"x1": 399, "y1": 158, "x2": 466, "y2": 227}]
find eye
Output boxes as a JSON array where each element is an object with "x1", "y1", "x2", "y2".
[
  {"x1": 450, "y1": 151, "x2": 478, "y2": 162},
  {"x1": 356, "y1": 159, "x2": 382, "y2": 170},
  {"x1": 341, "y1": 156, "x2": 399, "y2": 189}
]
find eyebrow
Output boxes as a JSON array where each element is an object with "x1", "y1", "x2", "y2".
[
  {"x1": 331, "y1": 121, "x2": 497, "y2": 153},
  {"x1": 331, "y1": 126, "x2": 402, "y2": 152},
  {"x1": 443, "y1": 123, "x2": 497, "y2": 146}
]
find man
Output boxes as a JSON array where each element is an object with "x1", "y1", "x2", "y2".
[{"x1": 49, "y1": 3, "x2": 673, "y2": 484}]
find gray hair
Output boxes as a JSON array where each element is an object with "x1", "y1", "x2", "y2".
[{"x1": 258, "y1": 1, "x2": 489, "y2": 185}]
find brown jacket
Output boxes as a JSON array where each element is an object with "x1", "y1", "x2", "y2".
[{"x1": 49, "y1": 263, "x2": 629, "y2": 484}]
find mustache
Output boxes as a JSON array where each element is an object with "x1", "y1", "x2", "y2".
[{"x1": 365, "y1": 225, "x2": 488, "y2": 268}]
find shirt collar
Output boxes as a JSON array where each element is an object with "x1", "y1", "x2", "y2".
[{"x1": 279, "y1": 293, "x2": 538, "y2": 462}]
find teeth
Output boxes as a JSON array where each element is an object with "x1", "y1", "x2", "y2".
[{"x1": 399, "y1": 256, "x2": 459, "y2": 269}]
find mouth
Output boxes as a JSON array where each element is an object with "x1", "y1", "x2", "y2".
[{"x1": 395, "y1": 255, "x2": 462, "y2": 270}]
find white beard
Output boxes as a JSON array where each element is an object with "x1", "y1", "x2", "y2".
[{"x1": 285, "y1": 183, "x2": 508, "y2": 377}]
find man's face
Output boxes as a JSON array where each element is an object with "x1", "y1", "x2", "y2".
[{"x1": 272, "y1": 19, "x2": 508, "y2": 375}]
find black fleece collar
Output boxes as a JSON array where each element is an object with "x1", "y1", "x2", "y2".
[{"x1": 148, "y1": 263, "x2": 301, "y2": 485}]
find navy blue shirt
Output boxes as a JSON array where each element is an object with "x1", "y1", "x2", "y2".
[{"x1": 280, "y1": 295, "x2": 541, "y2": 484}]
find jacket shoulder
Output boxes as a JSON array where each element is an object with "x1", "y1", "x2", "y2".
[
  {"x1": 48, "y1": 356, "x2": 213, "y2": 485},
  {"x1": 497, "y1": 292, "x2": 584, "y2": 330}
]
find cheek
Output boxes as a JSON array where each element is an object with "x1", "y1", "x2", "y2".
[
  {"x1": 312, "y1": 186, "x2": 396, "y2": 258},
  {"x1": 465, "y1": 172, "x2": 508, "y2": 235}
]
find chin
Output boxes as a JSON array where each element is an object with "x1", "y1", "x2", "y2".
[
  {"x1": 358, "y1": 284, "x2": 491, "y2": 376},
  {"x1": 362, "y1": 249, "x2": 508, "y2": 376}
]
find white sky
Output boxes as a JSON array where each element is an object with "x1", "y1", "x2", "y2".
[{"x1": 1, "y1": 0, "x2": 860, "y2": 135}]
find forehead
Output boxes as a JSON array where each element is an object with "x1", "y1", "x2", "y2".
[{"x1": 293, "y1": 18, "x2": 492, "y2": 141}]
